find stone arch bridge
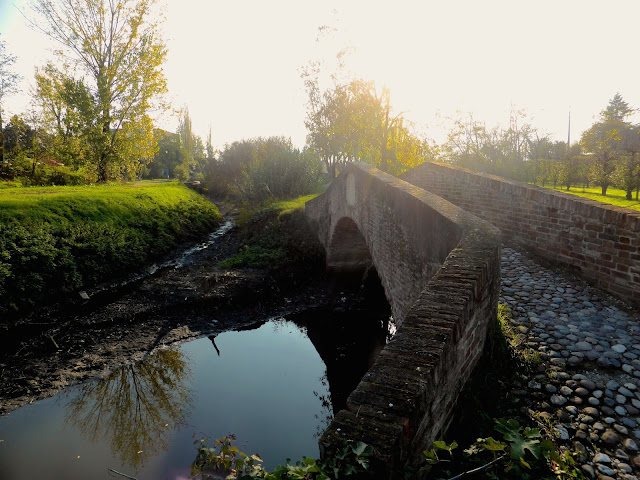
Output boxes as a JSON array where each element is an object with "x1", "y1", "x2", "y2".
[{"x1": 305, "y1": 162, "x2": 501, "y2": 476}]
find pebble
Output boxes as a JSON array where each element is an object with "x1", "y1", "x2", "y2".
[
  {"x1": 499, "y1": 248, "x2": 640, "y2": 475},
  {"x1": 602, "y1": 429, "x2": 620, "y2": 445},
  {"x1": 597, "y1": 464, "x2": 616, "y2": 476},
  {"x1": 625, "y1": 438, "x2": 640, "y2": 452}
]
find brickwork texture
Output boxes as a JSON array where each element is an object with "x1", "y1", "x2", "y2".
[
  {"x1": 402, "y1": 162, "x2": 640, "y2": 306},
  {"x1": 306, "y1": 163, "x2": 501, "y2": 477}
]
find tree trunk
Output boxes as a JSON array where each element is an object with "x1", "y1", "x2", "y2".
[
  {"x1": 626, "y1": 189, "x2": 633, "y2": 200},
  {"x1": 602, "y1": 184, "x2": 608, "y2": 196}
]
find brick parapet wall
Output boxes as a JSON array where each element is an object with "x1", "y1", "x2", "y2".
[
  {"x1": 402, "y1": 162, "x2": 640, "y2": 305},
  {"x1": 307, "y1": 163, "x2": 501, "y2": 477}
]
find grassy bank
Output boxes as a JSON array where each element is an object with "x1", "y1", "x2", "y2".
[
  {"x1": 0, "y1": 181, "x2": 221, "y2": 321},
  {"x1": 548, "y1": 185, "x2": 640, "y2": 212},
  {"x1": 220, "y1": 194, "x2": 324, "y2": 271}
]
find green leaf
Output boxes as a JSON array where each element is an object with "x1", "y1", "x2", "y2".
[
  {"x1": 478, "y1": 437, "x2": 507, "y2": 452},
  {"x1": 352, "y1": 441, "x2": 369, "y2": 456}
]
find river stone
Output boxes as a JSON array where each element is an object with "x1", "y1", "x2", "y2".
[
  {"x1": 616, "y1": 406, "x2": 628, "y2": 416},
  {"x1": 616, "y1": 449, "x2": 630, "y2": 461},
  {"x1": 568, "y1": 356, "x2": 582, "y2": 366},
  {"x1": 625, "y1": 383, "x2": 638, "y2": 391},
  {"x1": 623, "y1": 418, "x2": 638, "y2": 428},
  {"x1": 617, "y1": 394, "x2": 629, "y2": 404},
  {"x1": 588, "y1": 397, "x2": 600, "y2": 406},
  {"x1": 615, "y1": 424, "x2": 630, "y2": 435},
  {"x1": 551, "y1": 395, "x2": 568, "y2": 406},
  {"x1": 593, "y1": 390, "x2": 604, "y2": 398},
  {"x1": 624, "y1": 438, "x2": 640, "y2": 452},
  {"x1": 597, "y1": 464, "x2": 616, "y2": 476},
  {"x1": 613, "y1": 344, "x2": 628, "y2": 353},
  {"x1": 582, "y1": 414, "x2": 594, "y2": 424},
  {"x1": 545, "y1": 384, "x2": 557, "y2": 393},
  {"x1": 593, "y1": 452, "x2": 611, "y2": 463},
  {"x1": 601, "y1": 429, "x2": 620, "y2": 445},
  {"x1": 618, "y1": 462, "x2": 633, "y2": 473},
  {"x1": 607, "y1": 380, "x2": 621, "y2": 390},
  {"x1": 575, "y1": 341, "x2": 592, "y2": 351},
  {"x1": 594, "y1": 422, "x2": 605, "y2": 431},
  {"x1": 566, "y1": 405, "x2": 578, "y2": 415},
  {"x1": 581, "y1": 379, "x2": 597, "y2": 390},
  {"x1": 620, "y1": 386, "x2": 634, "y2": 397},
  {"x1": 632, "y1": 398, "x2": 640, "y2": 409},
  {"x1": 581, "y1": 464, "x2": 595, "y2": 478},
  {"x1": 555, "y1": 425, "x2": 569, "y2": 440},
  {"x1": 583, "y1": 406, "x2": 600, "y2": 418},
  {"x1": 574, "y1": 387, "x2": 589, "y2": 396}
]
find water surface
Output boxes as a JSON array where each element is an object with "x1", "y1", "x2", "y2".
[{"x1": 0, "y1": 319, "x2": 337, "y2": 479}]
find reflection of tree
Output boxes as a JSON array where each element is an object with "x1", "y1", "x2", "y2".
[
  {"x1": 66, "y1": 348, "x2": 192, "y2": 469},
  {"x1": 313, "y1": 373, "x2": 333, "y2": 439}
]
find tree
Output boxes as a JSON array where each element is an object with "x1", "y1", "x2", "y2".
[
  {"x1": 30, "y1": 0, "x2": 168, "y2": 181},
  {"x1": 581, "y1": 95, "x2": 635, "y2": 196},
  {"x1": 33, "y1": 62, "x2": 97, "y2": 169},
  {"x1": 2, "y1": 115, "x2": 34, "y2": 159},
  {"x1": 0, "y1": 38, "x2": 21, "y2": 164},
  {"x1": 602, "y1": 92, "x2": 633, "y2": 121},
  {"x1": 614, "y1": 123, "x2": 640, "y2": 200},
  {"x1": 304, "y1": 76, "x2": 429, "y2": 177}
]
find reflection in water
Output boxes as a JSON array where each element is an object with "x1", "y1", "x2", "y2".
[{"x1": 65, "y1": 347, "x2": 192, "y2": 469}]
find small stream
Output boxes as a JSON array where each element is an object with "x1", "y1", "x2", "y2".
[
  {"x1": 0, "y1": 214, "x2": 393, "y2": 479},
  {"x1": 0, "y1": 306, "x2": 391, "y2": 480}
]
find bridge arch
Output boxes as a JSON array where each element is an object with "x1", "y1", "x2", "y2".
[
  {"x1": 326, "y1": 216, "x2": 372, "y2": 273},
  {"x1": 305, "y1": 162, "x2": 502, "y2": 476}
]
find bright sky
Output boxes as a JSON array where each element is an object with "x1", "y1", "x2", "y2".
[{"x1": 1, "y1": 0, "x2": 640, "y2": 150}]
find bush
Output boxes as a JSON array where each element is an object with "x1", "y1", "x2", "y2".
[
  {"x1": 219, "y1": 195, "x2": 324, "y2": 271},
  {"x1": 240, "y1": 147, "x2": 323, "y2": 203},
  {"x1": 1, "y1": 155, "x2": 88, "y2": 186},
  {"x1": 203, "y1": 137, "x2": 324, "y2": 202}
]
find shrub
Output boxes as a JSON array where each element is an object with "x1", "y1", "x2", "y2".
[{"x1": 219, "y1": 195, "x2": 324, "y2": 271}]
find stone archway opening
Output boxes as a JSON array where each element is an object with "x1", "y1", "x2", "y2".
[{"x1": 326, "y1": 217, "x2": 372, "y2": 273}]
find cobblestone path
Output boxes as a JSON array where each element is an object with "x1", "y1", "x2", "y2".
[{"x1": 501, "y1": 247, "x2": 640, "y2": 480}]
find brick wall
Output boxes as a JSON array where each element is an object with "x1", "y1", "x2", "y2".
[
  {"x1": 306, "y1": 163, "x2": 501, "y2": 477},
  {"x1": 402, "y1": 162, "x2": 640, "y2": 306}
]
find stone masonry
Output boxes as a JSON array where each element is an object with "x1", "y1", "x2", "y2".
[
  {"x1": 305, "y1": 162, "x2": 501, "y2": 477},
  {"x1": 402, "y1": 161, "x2": 640, "y2": 306}
]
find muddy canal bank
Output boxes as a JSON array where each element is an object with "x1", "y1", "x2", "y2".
[{"x1": 0, "y1": 202, "x2": 387, "y2": 417}]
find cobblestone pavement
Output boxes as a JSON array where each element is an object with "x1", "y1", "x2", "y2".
[{"x1": 500, "y1": 247, "x2": 640, "y2": 480}]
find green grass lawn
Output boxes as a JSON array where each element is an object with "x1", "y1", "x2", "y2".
[
  {"x1": 548, "y1": 186, "x2": 640, "y2": 212},
  {"x1": 0, "y1": 181, "x2": 221, "y2": 322}
]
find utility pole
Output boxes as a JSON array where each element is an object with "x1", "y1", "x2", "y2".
[{"x1": 567, "y1": 108, "x2": 571, "y2": 148}]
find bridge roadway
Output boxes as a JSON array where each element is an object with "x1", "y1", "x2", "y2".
[{"x1": 305, "y1": 162, "x2": 501, "y2": 477}]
